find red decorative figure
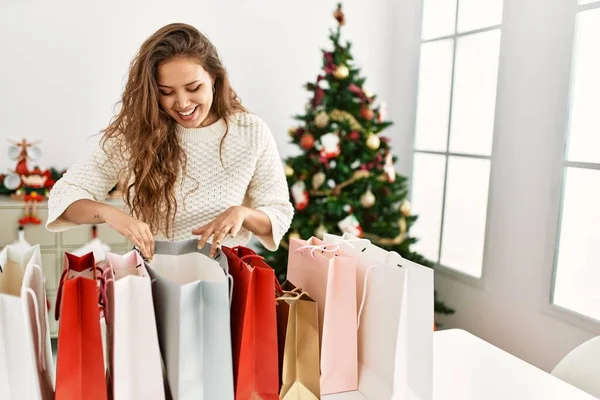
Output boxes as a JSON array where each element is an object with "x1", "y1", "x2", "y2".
[{"x1": 19, "y1": 168, "x2": 47, "y2": 225}]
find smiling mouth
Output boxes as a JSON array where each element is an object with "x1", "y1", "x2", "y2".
[{"x1": 177, "y1": 106, "x2": 197, "y2": 117}]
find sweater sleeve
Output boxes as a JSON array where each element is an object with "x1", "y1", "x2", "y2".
[
  {"x1": 246, "y1": 120, "x2": 294, "y2": 251},
  {"x1": 46, "y1": 138, "x2": 127, "y2": 232}
]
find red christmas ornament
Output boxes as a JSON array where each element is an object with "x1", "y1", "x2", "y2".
[
  {"x1": 300, "y1": 133, "x2": 315, "y2": 150},
  {"x1": 361, "y1": 105, "x2": 374, "y2": 121},
  {"x1": 348, "y1": 131, "x2": 361, "y2": 142}
]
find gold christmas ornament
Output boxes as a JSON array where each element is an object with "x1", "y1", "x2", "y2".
[
  {"x1": 288, "y1": 231, "x2": 301, "y2": 240},
  {"x1": 366, "y1": 133, "x2": 381, "y2": 150},
  {"x1": 400, "y1": 200, "x2": 412, "y2": 217},
  {"x1": 284, "y1": 164, "x2": 294, "y2": 177},
  {"x1": 315, "y1": 224, "x2": 328, "y2": 239},
  {"x1": 315, "y1": 111, "x2": 330, "y2": 129},
  {"x1": 360, "y1": 189, "x2": 376, "y2": 208},
  {"x1": 333, "y1": 64, "x2": 350, "y2": 80},
  {"x1": 312, "y1": 172, "x2": 326, "y2": 190},
  {"x1": 288, "y1": 127, "x2": 297, "y2": 137}
]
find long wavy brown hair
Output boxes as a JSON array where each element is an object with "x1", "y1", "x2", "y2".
[{"x1": 102, "y1": 23, "x2": 247, "y2": 238}]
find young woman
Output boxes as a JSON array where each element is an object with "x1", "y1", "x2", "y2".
[{"x1": 46, "y1": 23, "x2": 293, "y2": 260}]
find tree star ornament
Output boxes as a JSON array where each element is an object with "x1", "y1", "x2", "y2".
[
  {"x1": 333, "y1": 64, "x2": 350, "y2": 80},
  {"x1": 333, "y1": 4, "x2": 345, "y2": 25},
  {"x1": 315, "y1": 111, "x2": 330, "y2": 128},
  {"x1": 366, "y1": 133, "x2": 381, "y2": 150},
  {"x1": 360, "y1": 188, "x2": 376, "y2": 208}
]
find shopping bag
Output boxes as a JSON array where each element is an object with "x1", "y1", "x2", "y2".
[
  {"x1": 55, "y1": 252, "x2": 108, "y2": 400},
  {"x1": 0, "y1": 244, "x2": 54, "y2": 400},
  {"x1": 287, "y1": 237, "x2": 358, "y2": 395},
  {"x1": 222, "y1": 245, "x2": 279, "y2": 400},
  {"x1": 146, "y1": 239, "x2": 234, "y2": 400},
  {"x1": 277, "y1": 281, "x2": 320, "y2": 400},
  {"x1": 103, "y1": 250, "x2": 165, "y2": 400},
  {"x1": 324, "y1": 233, "x2": 433, "y2": 400}
]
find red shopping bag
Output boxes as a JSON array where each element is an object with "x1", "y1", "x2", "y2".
[
  {"x1": 55, "y1": 252, "x2": 108, "y2": 400},
  {"x1": 222, "y1": 246, "x2": 280, "y2": 400}
]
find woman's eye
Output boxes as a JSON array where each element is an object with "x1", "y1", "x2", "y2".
[
  {"x1": 189, "y1": 84, "x2": 202, "y2": 92},
  {"x1": 159, "y1": 91, "x2": 173, "y2": 96}
]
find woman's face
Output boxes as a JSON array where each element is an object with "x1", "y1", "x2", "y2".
[{"x1": 157, "y1": 57, "x2": 215, "y2": 128}]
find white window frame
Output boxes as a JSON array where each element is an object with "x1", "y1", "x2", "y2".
[
  {"x1": 411, "y1": 0, "x2": 503, "y2": 286},
  {"x1": 541, "y1": 0, "x2": 600, "y2": 333}
]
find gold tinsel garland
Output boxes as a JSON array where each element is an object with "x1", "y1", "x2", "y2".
[
  {"x1": 362, "y1": 217, "x2": 407, "y2": 245},
  {"x1": 329, "y1": 109, "x2": 363, "y2": 131},
  {"x1": 310, "y1": 170, "x2": 371, "y2": 197}
]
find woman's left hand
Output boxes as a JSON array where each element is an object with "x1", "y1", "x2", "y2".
[{"x1": 192, "y1": 206, "x2": 249, "y2": 257}]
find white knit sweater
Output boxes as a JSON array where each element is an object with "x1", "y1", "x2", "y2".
[{"x1": 46, "y1": 112, "x2": 294, "y2": 251}]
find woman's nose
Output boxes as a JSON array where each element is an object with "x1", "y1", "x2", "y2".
[{"x1": 176, "y1": 93, "x2": 190, "y2": 109}]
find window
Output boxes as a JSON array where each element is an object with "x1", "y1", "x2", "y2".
[
  {"x1": 411, "y1": 0, "x2": 503, "y2": 278},
  {"x1": 552, "y1": 1, "x2": 600, "y2": 321}
]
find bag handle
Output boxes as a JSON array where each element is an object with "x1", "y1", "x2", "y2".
[
  {"x1": 232, "y1": 246, "x2": 283, "y2": 293},
  {"x1": 357, "y1": 265, "x2": 376, "y2": 330},
  {"x1": 275, "y1": 288, "x2": 309, "y2": 302},
  {"x1": 294, "y1": 243, "x2": 339, "y2": 259},
  {"x1": 55, "y1": 263, "x2": 103, "y2": 321},
  {"x1": 239, "y1": 254, "x2": 265, "y2": 264},
  {"x1": 24, "y1": 288, "x2": 46, "y2": 371},
  {"x1": 227, "y1": 274, "x2": 234, "y2": 306}
]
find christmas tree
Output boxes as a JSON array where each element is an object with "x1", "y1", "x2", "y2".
[{"x1": 259, "y1": 4, "x2": 453, "y2": 316}]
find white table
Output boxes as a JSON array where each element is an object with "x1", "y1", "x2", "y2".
[
  {"x1": 324, "y1": 329, "x2": 597, "y2": 400},
  {"x1": 433, "y1": 329, "x2": 597, "y2": 400}
]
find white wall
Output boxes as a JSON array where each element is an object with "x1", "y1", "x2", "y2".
[
  {"x1": 393, "y1": 0, "x2": 600, "y2": 373},
  {"x1": 3, "y1": 0, "x2": 597, "y2": 374},
  {"x1": 0, "y1": 0, "x2": 395, "y2": 171}
]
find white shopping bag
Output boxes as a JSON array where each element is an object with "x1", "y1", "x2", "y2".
[
  {"x1": 323, "y1": 233, "x2": 433, "y2": 400},
  {"x1": 147, "y1": 239, "x2": 235, "y2": 400},
  {"x1": 103, "y1": 250, "x2": 165, "y2": 400},
  {"x1": 0, "y1": 244, "x2": 54, "y2": 400}
]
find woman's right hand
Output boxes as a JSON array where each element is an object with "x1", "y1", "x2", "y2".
[{"x1": 102, "y1": 207, "x2": 154, "y2": 260}]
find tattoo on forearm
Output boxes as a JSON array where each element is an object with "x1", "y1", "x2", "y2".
[{"x1": 94, "y1": 214, "x2": 100, "y2": 220}]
